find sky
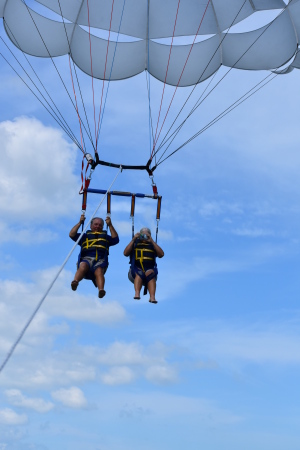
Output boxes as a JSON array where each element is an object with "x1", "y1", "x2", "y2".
[{"x1": 1, "y1": 2, "x2": 300, "y2": 450}]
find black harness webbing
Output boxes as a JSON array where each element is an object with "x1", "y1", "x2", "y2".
[{"x1": 90, "y1": 154, "x2": 157, "y2": 177}]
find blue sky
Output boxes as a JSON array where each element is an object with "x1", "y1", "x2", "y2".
[{"x1": 1, "y1": 2, "x2": 300, "y2": 450}]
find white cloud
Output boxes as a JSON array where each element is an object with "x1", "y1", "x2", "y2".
[
  {"x1": 145, "y1": 364, "x2": 178, "y2": 385},
  {"x1": 0, "y1": 221, "x2": 58, "y2": 245},
  {"x1": 0, "y1": 271, "x2": 175, "y2": 388},
  {"x1": 102, "y1": 391, "x2": 242, "y2": 425},
  {"x1": 112, "y1": 220, "x2": 173, "y2": 241},
  {"x1": 0, "y1": 267, "x2": 126, "y2": 348},
  {"x1": 157, "y1": 256, "x2": 246, "y2": 301},
  {"x1": 34, "y1": 268, "x2": 127, "y2": 325},
  {"x1": 155, "y1": 229, "x2": 173, "y2": 240},
  {"x1": 96, "y1": 342, "x2": 146, "y2": 366},
  {"x1": 0, "y1": 355, "x2": 97, "y2": 390},
  {"x1": 5, "y1": 389, "x2": 54, "y2": 413},
  {"x1": 200, "y1": 201, "x2": 244, "y2": 219},
  {"x1": 100, "y1": 366, "x2": 136, "y2": 385},
  {"x1": 0, "y1": 253, "x2": 16, "y2": 270},
  {"x1": 0, "y1": 267, "x2": 127, "y2": 388},
  {"x1": 94, "y1": 342, "x2": 178, "y2": 385},
  {"x1": 203, "y1": 326, "x2": 300, "y2": 365},
  {"x1": 152, "y1": 318, "x2": 300, "y2": 367},
  {"x1": 51, "y1": 386, "x2": 88, "y2": 409},
  {"x1": 0, "y1": 408, "x2": 27, "y2": 425},
  {"x1": 111, "y1": 220, "x2": 131, "y2": 236},
  {"x1": 158, "y1": 243, "x2": 291, "y2": 301},
  {"x1": 0, "y1": 117, "x2": 78, "y2": 223},
  {"x1": 232, "y1": 227, "x2": 275, "y2": 238}
]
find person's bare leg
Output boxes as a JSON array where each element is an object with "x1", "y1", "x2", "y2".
[
  {"x1": 71, "y1": 262, "x2": 89, "y2": 290},
  {"x1": 134, "y1": 274, "x2": 143, "y2": 299},
  {"x1": 145, "y1": 270, "x2": 157, "y2": 303},
  {"x1": 94, "y1": 267, "x2": 106, "y2": 298}
]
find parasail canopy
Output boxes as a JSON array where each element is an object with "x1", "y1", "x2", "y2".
[
  {"x1": 1, "y1": 0, "x2": 300, "y2": 174},
  {"x1": 0, "y1": 0, "x2": 300, "y2": 86}
]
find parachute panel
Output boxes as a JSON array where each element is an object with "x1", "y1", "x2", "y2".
[
  {"x1": 148, "y1": 0, "x2": 219, "y2": 38},
  {"x1": 252, "y1": 0, "x2": 286, "y2": 9},
  {"x1": 148, "y1": 35, "x2": 222, "y2": 87},
  {"x1": 70, "y1": 27, "x2": 145, "y2": 79},
  {"x1": 1, "y1": 0, "x2": 299, "y2": 84},
  {"x1": 0, "y1": 0, "x2": 6, "y2": 16},
  {"x1": 37, "y1": 0, "x2": 148, "y2": 40},
  {"x1": 222, "y1": 10, "x2": 298, "y2": 71},
  {"x1": 288, "y1": 1, "x2": 300, "y2": 40},
  {"x1": 3, "y1": 0, "x2": 72, "y2": 57},
  {"x1": 36, "y1": 0, "x2": 286, "y2": 39},
  {"x1": 291, "y1": 49, "x2": 300, "y2": 69}
]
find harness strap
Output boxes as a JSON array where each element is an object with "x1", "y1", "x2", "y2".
[
  {"x1": 135, "y1": 247, "x2": 155, "y2": 273},
  {"x1": 82, "y1": 237, "x2": 108, "y2": 249},
  {"x1": 81, "y1": 231, "x2": 109, "y2": 261}
]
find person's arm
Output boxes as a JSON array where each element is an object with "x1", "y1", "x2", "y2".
[
  {"x1": 69, "y1": 214, "x2": 85, "y2": 239},
  {"x1": 148, "y1": 236, "x2": 164, "y2": 258},
  {"x1": 123, "y1": 232, "x2": 140, "y2": 256},
  {"x1": 105, "y1": 216, "x2": 118, "y2": 239}
]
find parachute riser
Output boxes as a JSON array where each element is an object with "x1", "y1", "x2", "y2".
[
  {"x1": 130, "y1": 194, "x2": 136, "y2": 239},
  {"x1": 87, "y1": 153, "x2": 157, "y2": 176},
  {"x1": 81, "y1": 188, "x2": 162, "y2": 242},
  {"x1": 155, "y1": 196, "x2": 162, "y2": 243}
]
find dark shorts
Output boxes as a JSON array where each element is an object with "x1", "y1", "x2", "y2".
[{"x1": 128, "y1": 266, "x2": 157, "y2": 284}]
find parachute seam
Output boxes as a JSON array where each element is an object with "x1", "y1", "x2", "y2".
[
  {"x1": 145, "y1": 0, "x2": 150, "y2": 72},
  {"x1": 286, "y1": 2, "x2": 299, "y2": 47},
  {"x1": 249, "y1": 0, "x2": 255, "y2": 12},
  {"x1": 210, "y1": 0, "x2": 222, "y2": 64}
]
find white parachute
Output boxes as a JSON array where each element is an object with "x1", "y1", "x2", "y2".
[
  {"x1": 0, "y1": 0, "x2": 299, "y2": 168},
  {"x1": 1, "y1": 0, "x2": 300, "y2": 85}
]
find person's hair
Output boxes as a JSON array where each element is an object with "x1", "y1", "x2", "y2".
[
  {"x1": 140, "y1": 227, "x2": 151, "y2": 236},
  {"x1": 91, "y1": 217, "x2": 104, "y2": 227}
]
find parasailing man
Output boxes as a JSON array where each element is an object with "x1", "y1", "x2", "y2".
[
  {"x1": 69, "y1": 215, "x2": 119, "y2": 298},
  {"x1": 124, "y1": 227, "x2": 164, "y2": 304}
]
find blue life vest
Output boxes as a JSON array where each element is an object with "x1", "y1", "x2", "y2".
[
  {"x1": 130, "y1": 239, "x2": 157, "y2": 272},
  {"x1": 80, "y1": 230, "x2": 109, "y2": 260}
]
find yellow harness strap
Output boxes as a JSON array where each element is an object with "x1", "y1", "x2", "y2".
[
  {"x1": 135, "y1": 245, "x2": 155, "y2": 273},
  {"x1": 81, "y1": 232, "x2": 108, "y2": 261}
]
